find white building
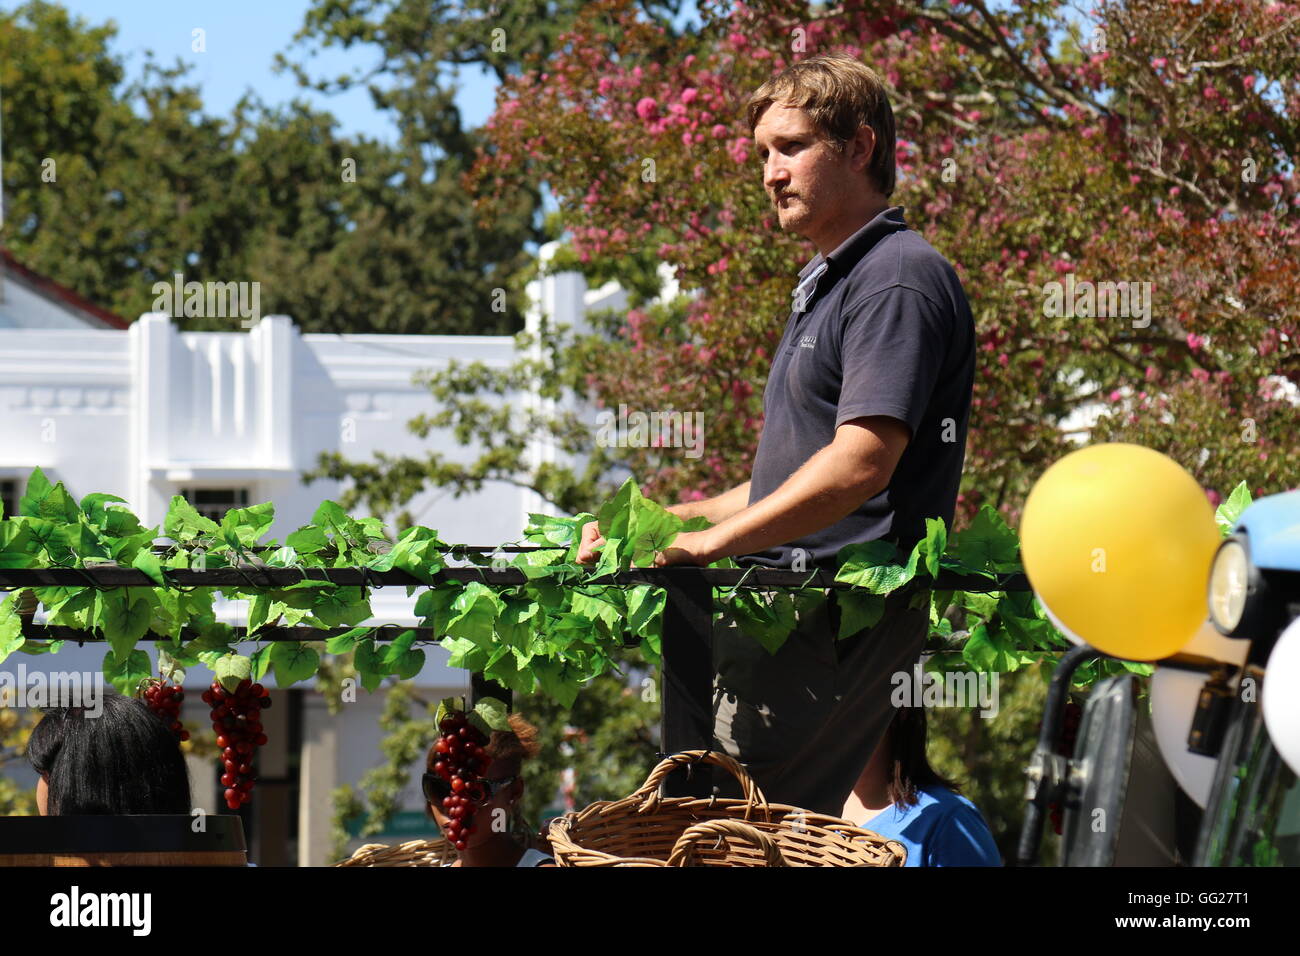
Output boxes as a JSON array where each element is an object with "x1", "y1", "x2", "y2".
[{"x1": 0, "y1": 243, "x2": 641, "y2": 864}]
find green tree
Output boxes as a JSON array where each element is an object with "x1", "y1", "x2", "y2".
[
  {"x1": 0, "y1": 705, "x2": 40, "y2": 816},
  {"x1": 1, "y1": 0, "x2": 541, "y2": 334}
]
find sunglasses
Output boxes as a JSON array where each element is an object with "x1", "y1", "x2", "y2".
[{"x1": 422, "y1": 773, "x2": 516, "y2": 805}]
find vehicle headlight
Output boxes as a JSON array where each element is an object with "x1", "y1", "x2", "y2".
[{"x1": 1208, "y1": 536, "x2": 1250, "y2": 635}]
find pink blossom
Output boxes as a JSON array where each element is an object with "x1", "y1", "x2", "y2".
[
  {"x1": 1191, "y1": 368, "x2": 1210, "y2": 382},
  {"x1": 681, "y1": 87, "x2": 698, "y2": 105},
  {"x1": 1108, "y1": 390, "x2": 1122, "y2": 402},
  {"x1": 711, "y1": 123, "x2": 729, "y2": 139},
  {"x1": 636, "y1": 98, "x2": 659, "y2": 122},
  {"x1": 1204, "y1": 488, "x2": 1222, "y2": 507},
  {"x1": 1186, "y1": 333, "x2": 1206, "y2": 350},
  {"x1": 1152, "y1": 57, "x2": 1167, "y2": 70}
]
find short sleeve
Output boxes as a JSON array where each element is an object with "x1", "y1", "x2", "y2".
[
  {"x1": 834, "y1": 285, "x2": 950, "y2": 438},
  {"x1": 926, "y1": 805, "x2": 1003, "y2": 867}
]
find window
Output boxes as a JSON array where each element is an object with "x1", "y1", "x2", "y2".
[
  {"x1": 0, "y1": 479, "x2": 16, "y2": 519},
  {"x1": 180, "y1": 487, "x2": 250, "y2": 524}
]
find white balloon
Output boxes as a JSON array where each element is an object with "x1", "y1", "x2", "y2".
[
  {"x1": 1181, "y1": 618, "x2": 1249, "y2": 667},
  {"x1": 1263, "y1": 616, "x2": 1300, "y2": 777},
  {"x1": 1151, "y1": 667, "x2": 1220, "y2": 808}
]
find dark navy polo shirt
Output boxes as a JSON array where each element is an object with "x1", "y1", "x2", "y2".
[{"x1": 738, "y1": 205, "x2": 975, "y2": 570}]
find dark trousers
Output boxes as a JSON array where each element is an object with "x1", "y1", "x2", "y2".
[{"x1": 711, "y1": 589, "x2": 929, "y2": 817}]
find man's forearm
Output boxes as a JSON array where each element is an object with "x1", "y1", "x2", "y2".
[
  {"x1": 706, "y1": 446, "x2": 882, "y2": 560},
  {"x1": 668, "y1": 481, "x2": 751, "y2": 525}
]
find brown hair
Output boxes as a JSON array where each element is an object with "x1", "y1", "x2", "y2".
[
  {"x1": 744, "y1": 52, "x2": 897, "y2": 198},
  {"x1": 484, "y1": 713, "x2": 540, "y2": 766},
  {"x1": 883, "y1": 704, "x2": 963, "y2": 808}
]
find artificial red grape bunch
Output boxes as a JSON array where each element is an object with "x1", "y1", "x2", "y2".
[
  {"x1": 201, "y1": 678, "x2": 271, "y2": 812},
  {"x1": 141, "y1": 678, "x2": 190, "y2": 742},
  {"x1": 430, "y1": 708, "x2": 491, "y2": 850}
]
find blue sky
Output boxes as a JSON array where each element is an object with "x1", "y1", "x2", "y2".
[{"x1": 0, "y1": 0, "x2": 704, "y2": 142}]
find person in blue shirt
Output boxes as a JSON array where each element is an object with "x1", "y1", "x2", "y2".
[{"x1": 841, "y1": 703, "x2": 1002, "y2": 866}]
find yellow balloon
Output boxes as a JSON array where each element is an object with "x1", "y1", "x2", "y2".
[{"x1": 1019, "y1": 443, "x2": 1219, "y2": 661}]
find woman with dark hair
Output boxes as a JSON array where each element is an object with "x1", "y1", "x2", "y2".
[
  {"x1": 28, "y1": 690, "x2": 192, "y2": 815},
  {"x1": 424, "y1": 712, "x2": 556, "y2": 867},
  {"x1": 841, "y1": 703, "x2": 1001, "y2": 866}
]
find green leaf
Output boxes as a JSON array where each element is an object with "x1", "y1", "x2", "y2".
[
  {"x1": 19, "y1": 467, "x2": 54, "y2": 517},
  {"x1": 325, "y1": 627, "x2": 371, "y2": 654},
  {"x1": 624, "y1": 586, "x2": 665, "y2": 644},
  {"x1": 214, "y1": 653, "x2": 253, "y2": 693},
  {"x1": 265, "y1": 546, "x2": 299, "y2": 568},
  {"x1": 445, "y1": 582, "x2": 503, "y2": 646},
  {"x1": 353, "y1": 639, "x2": 387, "y2": 692},
  {"x1": 0, "y1": 519, "x2": 39, "y2": 567},
  {"x1": 524, "y1": 512, "x2": 592, "y2": 548},
  {"x1": 387, "y1": 645, "x2": 425, "y2": 680},
  {"x1": 388, "y1": 532, "x2": 446, "y2": 584},
  {"x1": 471, "y1": 695, "x2": 511, "y2": 734},
  {"x1": 61, "y1": 520, "x2": 112, "y2": 560},
  {"x1": 163, "y1": 495, "x2": 221, "y2": 543},
  {"x1": 1001, "y1": 613, "x2": 1064, "y2": 651},
  {"x1": 956, "y1": 590, "x2": 1000, "y2": 620},
  {"x1": 220, "y1": 501, "x2": 276, "y2": 550},
  {"x1": 837, "y1": 591, "x2": 886, "y2": 639},
  {"x1": 441, "y1": 636, "x2": 490, "y2": 672},
  {"x1": 1215, "y1": 481, "x2": 1252, "y2": 536},
  {"x1": 157, "y1": 644, "x2": 186, "y2": 684},
  {"x1": 286, "y1": 525, "x2": 330, "y2": 553},
  {"x1": 570, "y1": 589, "x2": 623, "y2": 634},
  {"x1": 96, "y1": 589, "x2": 155, "y2": 660},
  {"x1": 596, "y1": 478, "x2": 638, "y2": 544},
  {"x1": 626, "y1": 495, "x2": 684, "y2": 567},
  {"x1": 930, "y1": 589, "x2": 955, "y2": 626},
  {"x1": 0, "y1": 592, "x2": 27, "y2": 667},
  {"x1": 270, "y1": 642, "x2": 320, "y2": 686},
  {"x1": 435, "y1": 696, "x2": 468, "y2": 726},
  {"x1": 103, "y1": 648, "x2": 152, "y2": 696},
  {"x1": 415, "y1": 583, "x2": 464, "y2": 636},
  {"x1": 921, "y1": 517, "x2": 947, "y2": 580},
  {"x1": 250, "y1": 645, "x2": 274, "y2": 681},
  {"x1": 951, "y1": 506, "x2": 1021, "y2": 573},
  {"x1": 727, "y1": 590, "x2": 797, "y2": 655},
  {"x1": 309, "y1": 586, "x2": 372, "y2": 627},
  {"x1": 80, "y1": 492, "x2": 130, "y2": 529},
  {"x1": 531, "y1": 658, "x2": 579, "y2": 707},
  {"x1": 247, "y1": 592, "x2": 273, "y2": 634},
  {"x1": 131, "y1": 549, "x2": 168, "y2": 587},
  {"x1": 835, "y1": 539, "x2": 919, "y2": 594},
  {"x1": 21, "y1": 468, "x2": 80, "y2": 523},
  {"x1": 18, "y1": 639, "x2": 63, "y2": 655},
  {"x1": 961, "y1": 622, "x2": 1021, "y2": 672}
]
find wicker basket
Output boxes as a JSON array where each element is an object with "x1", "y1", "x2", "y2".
[
  {"x1": 333, "y1": 837, "x2": 457, "y2": 867},
  {"x1": 548, "y1": 750, "x2": 908, "y2": 867}
]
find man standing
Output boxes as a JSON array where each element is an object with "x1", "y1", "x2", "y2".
[{"x1": 578, "y1": 53, "x2": 975, "y2": 816}]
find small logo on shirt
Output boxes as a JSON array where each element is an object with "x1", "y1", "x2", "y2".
[{"x1": 798, "y1": 334, "x2": 817, "y2": 349}]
